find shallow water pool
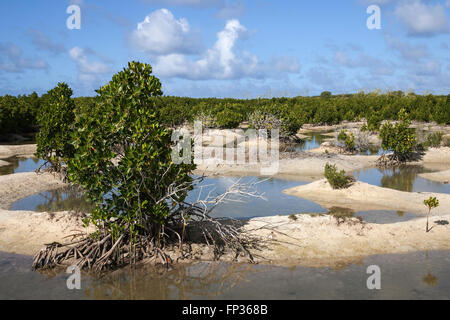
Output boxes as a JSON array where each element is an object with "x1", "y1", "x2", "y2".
[
  {"x1": 1, "y1": 250, "x2": 448, "y2": 299},
  {"x1": 353, "y1": 166, "x2": 450, "y2": 194},
  {"x1": 0, "y1": 157, "x2": 45, "y2": 176}
]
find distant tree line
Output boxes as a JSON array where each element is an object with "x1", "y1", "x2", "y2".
[{"x1": 1, "y1": 90, "x2": 449, "y2": 135}]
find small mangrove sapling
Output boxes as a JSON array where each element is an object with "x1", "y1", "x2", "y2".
[{"x1": 423, "y1": 197, "x2": 439, "y2": 233}]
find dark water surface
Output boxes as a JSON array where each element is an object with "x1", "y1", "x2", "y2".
[{"x1": 0, "y1": 250, "x2": 448, "y2": 300}]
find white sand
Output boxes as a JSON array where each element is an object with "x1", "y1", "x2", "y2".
[
  {"x1": 0, "y1": 209, "x2": 90, "y2": 255},
  {"x1": 284, "y1": 179, "x2": 450, "y2": 215},
  {"x1": 419, "y1": 170, "x2": 450, "y2": 183},
  {"x1": 195, "y1": 153, "x2": 378, "y2": 181},
  {"x1": 0, "y1": 160, "x2": 10, "y2": 167},
  {"x1": 245, "y1": 214, "x2": 450, "y2": 268},
  {"x1": 0, "y1": 144, "x2": 37, "y2": 159},
  {"x1": 0, "y1": 172, "x2": 65, "y2": 209}
]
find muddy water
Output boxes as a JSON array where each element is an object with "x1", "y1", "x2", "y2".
[{"x1": 1, "y1": 250, "x2": 449, "y2": 299}]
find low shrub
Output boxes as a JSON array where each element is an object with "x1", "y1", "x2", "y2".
[
  {"x1": 324, "y1": 163, "x2": 353, "y2": 189},
  {"x1": 337, "y1": 129, "x2": 356, "y2": 152},
  {"x1": 424, "y1": 132, "x2": 443, "y2": 148}
]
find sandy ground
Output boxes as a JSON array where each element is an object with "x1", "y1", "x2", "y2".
[
  {"x1": 0, "y1": 171, "x2": 89, "y2": 255},
  {"x1": 0, "y1": 172, "x2": 65, "y2": 209},
  {"x1": 195, "y1": 152, "x2": 379, "y2": 181},
  {"x1": 1, "y1": 140, "x2": 450, "y2": 267},
  {"x1": 419, "y1": 147, "x2": 450, "y2": 163},
  {"x1": 284, "y1": 179, "x2": 450, "y2": 215},
  {"x1": 0, "y1": 160, "x2": 10, "y2": 167},
  {"x1": 0, "y1": 209, "x2": 90, "y2": 255},
  {"x1": 244, "y1": 214, "x2": 450, "y2": 268},
  {"x1": 419, "y1": 170, "x2": 450, "y2": 183},
  {"x1": 0, "y1": 144, "x2": 37, "y2": 159}
]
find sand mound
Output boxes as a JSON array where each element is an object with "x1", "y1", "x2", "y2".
[
  {"x1": 284, "y1": 179, "x2": 450, "y2": 215},
  {"x1": 0, "y1": 209, "x2": 90, "y2": 255},
  {"x1": 419, "y1": 170, "x2": 450, "y2": 183},
  {"x1": 0, "y1": 144, "x2": 37, "y2": 159},
  {"x1": 244, "y1": 214, "x2": 450, "y2": 268},
  {"x1": 0, "y1": 172, "x2": 65, "y2": 209}
]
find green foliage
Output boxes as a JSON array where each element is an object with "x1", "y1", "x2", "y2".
[
  {"x1": 366, "y1": 111, "x2": 383, "y2": 132},
  {"x1": 424, "y1": 132, "x2": 443, "y2": 148},
  {"x1": 380, "y1": 109, "x2": 417, "y2": 161},
  {"x1": 424, "y1": 197, "x2": 439, "y2": 210},
  {"x1": 0, "y1": 92, "x2": 40, "y2": 135},
  {"x1": 324, "y1": 163, "x2": 353, "y2": 189},
  {"x1": 2, "y1": 91, "x2": 450, "y2": 138},
  {"x1": 424, "y1": 197, "x2": 439, "y2": 233},
  {"x1": 337, "y1": 129, "x2": 355, "y2": 152},
  {"x1": 214, "y1": 103, "x2": 246, "y2": 128},
  {"x1": 36, "y1": 83, "x2": 76, "y2": 170},
  {"x1": 68, "y1": 62, "x2": 196, "y2": 240}
]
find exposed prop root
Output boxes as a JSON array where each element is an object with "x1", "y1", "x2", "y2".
[
  {"x1": 33, "y1": 219, "x2": 258, "y2": 272},
  {"x1": 33, "y1": 177, "x2": 264, "y2": 272}
]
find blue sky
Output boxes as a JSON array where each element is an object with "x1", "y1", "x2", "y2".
[{"x1": 0, "y1": 0, "x2": 449, "y2": 97}]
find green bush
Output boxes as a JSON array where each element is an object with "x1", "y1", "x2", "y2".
[
  {"x1": 324, "y1": 163, "x2": 353, "y2": 189},
  {"x1": 380, "y1": 108, "x2": 416, "y2": 162},
  {"x1": 424, "y1": 132, "x2": 443, "y2": 148},
  {"x1": 69, "y1": 62, "x2": 196, "y2": 239},
  {"x1": 366, "y1": 111, "x2": 383, "y2": 132},
  {"x1": 337, "y1": 129, "x2": 355, "y2": 152},
  {"x1": 0, "y1": 92, "x2": 40, "y2": 135},
  {"x1": 36, "y1": 83, "x2": 76, "y2": 171}
]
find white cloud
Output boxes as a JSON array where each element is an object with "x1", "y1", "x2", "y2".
[
  {"x1": 0, "y1": 42, "x2": 48, "y2": 73},
  {"x1": 69, "y1": 47, "x2": 111, "y2": 74},
  {"x1": 130, "y1": 9, "x2": 201, "y2": 55},
  {"x1": 415, "y1": 60, "x2": 441, "y2": 76},
  {"x1": 151, "y1": 17, "x2": 300, "y2": 80},
  {"x1": 28, "y1": 29, "x2": 66, "y2": 55},
  {"x1": 333, "y1": 49, "x2": 394, "y2": 76},
  {"x1": 385, "y1": 35, "x2": 429, "y2": 61},
  {"x1": 395, "y1": 1, "x2": 450, "y2": 36}
]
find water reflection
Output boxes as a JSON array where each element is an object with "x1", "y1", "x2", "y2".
[
  {"x1": 11, "y1": 186, "x2": 92, "y2": 213},
  {"x1": 423, "y1": 251, "x2": 438, "y2": 287},
  {"x1": 354, "y1": 166, "x2": 450, "y2": 194},
  {"x1": 1, "y1": 250, "x2": 449, "y2": 299},
  {"x1": 0, "y1": 157, "x2": 45, "y2": 176},
  {"x1": 286, "y1": 132, "x2": 331, "y2": 152}
]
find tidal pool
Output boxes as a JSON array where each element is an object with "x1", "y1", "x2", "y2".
[
  {"x1": 353, "y1": 166, "x2": 450, "y2": 194},
  {"x1": 0, "y1": 250, "x2": 448, "y2": 299},
  {"x1": 10, "y1": 175, "x2": 424, "y2": 223},
  {"x1": 287, "y1": 132, "x2": 331, "y2": 152},
  {"x1": 0, "y1": 157, "x2": 45, "y2": 176},
  {"x1": 11, "y1": 176, "x2": 327, "y2": 218}
]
